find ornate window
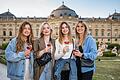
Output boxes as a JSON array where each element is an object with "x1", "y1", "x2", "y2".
[
  {"x1": 3, "y1": 31, "x2": 6, "y2": 36},
  {"x1": 114, "y1": 29, "x2": 118, "y2": 37},
  {"x1": 101, "y1": 29, "x2": 104, "y2": 36},
  {"x1": 95, "y1": 29, "x2": 98, "y2": 36},
  {"x1": 9, "y1": 31, "x2": 12, "y2": 36},
  {"x1": 107, "y1": 29, "x2": 111, "y2": 36}
]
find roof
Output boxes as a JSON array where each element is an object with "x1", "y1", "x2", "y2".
[
  {"x1": 108, "y1": 12, "x2": 120, "y2": 20},
  {"x1": 0, "y1": 10, "x2": 16, "y2": 19},
  {"x1": 50, "y1": 3, "x2": 78, "y2": 18}
]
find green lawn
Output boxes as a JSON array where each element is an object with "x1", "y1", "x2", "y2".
[{"x1": 93, "y1": 60, "x2": 120, "y2": 80}]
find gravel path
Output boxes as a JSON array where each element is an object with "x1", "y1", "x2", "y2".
[{"x1": 0, "y1": 63, "x2": 9, "y2": 80}]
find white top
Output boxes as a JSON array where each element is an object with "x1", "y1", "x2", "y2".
[
  {"x1": 54, "y1": 39, "x2": 75, "y2": 60},
  {"x1": 24, "y1": 43, "x2": 31, "y2": 80}
]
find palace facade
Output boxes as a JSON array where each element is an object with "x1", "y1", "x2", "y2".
[{"x1": 0, "y1": 3, "x2": 120, "y2": 45}]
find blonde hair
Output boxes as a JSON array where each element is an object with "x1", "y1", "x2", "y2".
[
  {"x1": 75, "y1": 21, "x2": 88, "y2": 41},
  {"x1": 39, "y1": 22, "x2": 52, "y2": 38}
]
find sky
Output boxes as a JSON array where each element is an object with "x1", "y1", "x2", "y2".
[{"x1": 0, "y1": 0, "x2": 120, "y2": 18}]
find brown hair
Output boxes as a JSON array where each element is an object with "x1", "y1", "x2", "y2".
[
  {"x1": 16, "y1": 21, "x2": 34, "y2": 53},
  {"x1": 58, "y1": 22, "x2": 72, "y2": 44}
]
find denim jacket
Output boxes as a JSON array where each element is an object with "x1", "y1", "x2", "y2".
[
  {"x1": 81, "y1": 34, "x2": 98, "y2": 73},
  {"x1": 5, "y1": 37, "x2": 34, "y2": 80}
]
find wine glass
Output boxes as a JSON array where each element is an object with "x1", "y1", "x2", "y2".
[
  {"x1": 64, "y1": 41, "x2": 70, "y2": 52},
  {"x1": 47, "y1": 43, "x2": 51, "y2": 52}
]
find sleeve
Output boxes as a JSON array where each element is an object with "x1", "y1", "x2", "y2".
[
  {"x1": 33, "y1": 39, "x2": 45, "y2": 59},
  {"x1": 83, "y1": 37, "x2": 98, "y2": 61},
  {"x1": 5, "y1": 38, "x2": 25, "y2": 62},
  {"x1": 54, "y1": 40, "x2": 64, "y2": 60}
]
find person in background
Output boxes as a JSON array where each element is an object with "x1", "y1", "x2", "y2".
[
  {"x1": 54, "y1": 22, "x2": 77, "y2": 80},
  {"x1": 5, "y1": 21, "x2": 34, "y2": 80},
  {"x1": 73, "y1": 21, "x2": 98, "y2": 80},
  {"x1": 33, "y1": 22, "x2": 55, "y2": 80}
]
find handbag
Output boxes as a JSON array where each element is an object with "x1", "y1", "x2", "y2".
[
  {"x1": 79, "y1": 45, "x2": 94, "y2": 67},
  {"x1": 36, "y1": 52, "x2": 52, "y2": 66},
  {"x1": 81, "y1": 58, "x2": 94, "y2": 67}
]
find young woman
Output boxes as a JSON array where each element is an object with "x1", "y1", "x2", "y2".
[
  {"x1": 73, "y1": 21, "x2": 98, "y2": 80},
  {"x1": 54, "y1": 22, "x2": 77, "y2": 80},
  {"x1": 33, "y1": 22, "x2": 55, "y2": 80},
  {"x1": 5, "y1": 21, "x2": 34, "y2": 80}
]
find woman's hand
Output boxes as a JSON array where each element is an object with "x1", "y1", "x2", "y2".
[
  {"x1": 72, "y1": 50, "x2": 83, "y2": 58},
  {"x1": 44, "y1": 43, "x2": 52, "y2": 52},
  {"x1": 25, "y1": 49, "x2": 31, "y2": 57},
  {"x1": 63, "y1": 46, "x2": 69, "y2": 54},
  {"x1": 25, "y1": 45, "x2": 32, "y2": 57}
]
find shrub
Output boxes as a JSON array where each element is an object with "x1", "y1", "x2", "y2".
[
  {"x1": 1, "y1": 43, "x2": 8, "y2": 50},
  {"x1": 103, "y1": 51, "x2": 116, "y2": 57},
  {"x1": 0, "y1": 55, "x2": 6, "y2": 65},
  {"x1": 107, "y1": 43, "x2": 120, "y2": 51}
]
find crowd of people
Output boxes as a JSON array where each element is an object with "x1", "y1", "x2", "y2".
[{"x1": 5, "y1": 21, "x2": 98, "y2": 80}]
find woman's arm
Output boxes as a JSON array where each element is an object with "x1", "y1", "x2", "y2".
[
  {"x1": 5, "y1": 38, "x2": 25, "y2": 62},
  {"x1": 83, "y1": 36, "x2": 98, "y2": 61},
  {"x1": 54, "y1": 40, "x2": 64, "y2": 60}
]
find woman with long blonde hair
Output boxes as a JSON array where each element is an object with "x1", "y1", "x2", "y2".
[
  {"x1": 33, "y1": 22, "x2": 55, "y2": 80},
  {"x1": 73, "y1": 21, "x2": 98, "y2": 80}
]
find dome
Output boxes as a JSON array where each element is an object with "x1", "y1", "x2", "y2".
[
  {"x1": 0, "y1": 9, "x2": 16, "y2": 19},
  {"x1": 50, "y1": 3, "x2": 78, "y2": 18}
]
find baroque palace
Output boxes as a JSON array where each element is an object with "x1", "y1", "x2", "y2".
[{"x1": 0, "y1": 3, "x2": 120, "y2": 45}]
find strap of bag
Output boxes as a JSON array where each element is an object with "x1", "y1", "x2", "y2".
[{"x1": 70, "y1": 39, "x2": 74, "y2": 58}]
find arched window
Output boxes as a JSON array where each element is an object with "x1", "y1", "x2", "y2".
[
  {"x1": 114, "y1": 29, "x2": 118, "y2": 37},
  {"x1": 9, "y1": 31, "x2": 12, "y2": 36},
  {"x1": 3, "y1": 31, "x2": 6, "y2": 36},
  {"x1": 60, "y1": 14, "x2": 62, "y2": 16},
  {"x1": 107, "y1": 29, "x2": 111, "y2": 36},
  {"x1": 107, "y1": 32, "x2": 110, "y2": 36},
  {"x1": 3, "y1": 38, "x2": 6, "y2": 41},
  {"x1": 69, "y1": 14, "x2": 71, "y2": 16},
  {"x1": 95, "y1": 29, "x2": 98, "y2": 36},
  {"x1": 101, "y1": 29, "x2": 104, "y2": 36}
]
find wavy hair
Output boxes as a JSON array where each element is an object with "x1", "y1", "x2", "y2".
[
  {"x1": 75, "y1": 21, "x2": 88, "y2": 41},
  {"x1": 58, "y1": 22, "x2": 72, "y2": 44},
  {"x1": 16, "y1": 21, "x2": 34, "y2": 53},
  {"x1": 39, "y1": 22, "x2": 52, "y2": 38}
]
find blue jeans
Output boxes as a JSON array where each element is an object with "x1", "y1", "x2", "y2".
[
  {"x1": 54, "y1": 58, "x2": 77, "y2": 80},
  {"x1": 39, "y1": 61, "x2": 52, "y2": 80}
]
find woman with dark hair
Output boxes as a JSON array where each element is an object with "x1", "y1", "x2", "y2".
[
  {"x1": 33, "y1": 22, "x2": 55, "y2": 80},
  {"x1": 73, "y1": 21, "x2": 98, "y2": 80},
  {"x1": 54, "y1": 22, "x2": 77, "y2": 80},
  {"x1": 5, "y1": 21, "x2": 34, "y2": 80}
]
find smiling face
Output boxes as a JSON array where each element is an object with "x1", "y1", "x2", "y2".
[
  {"x1": 22, "y1": 24, "x2": 31, "y2": 37},
  {"x1": 61, "y1": 23, "x2": 69, "y2": 35},
  {"x1": 76, "y1": 23, "x2": 85, "y2": 35},
  {"x1": 42, "y1": 23, "x2": 51, "y2": 36}
]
